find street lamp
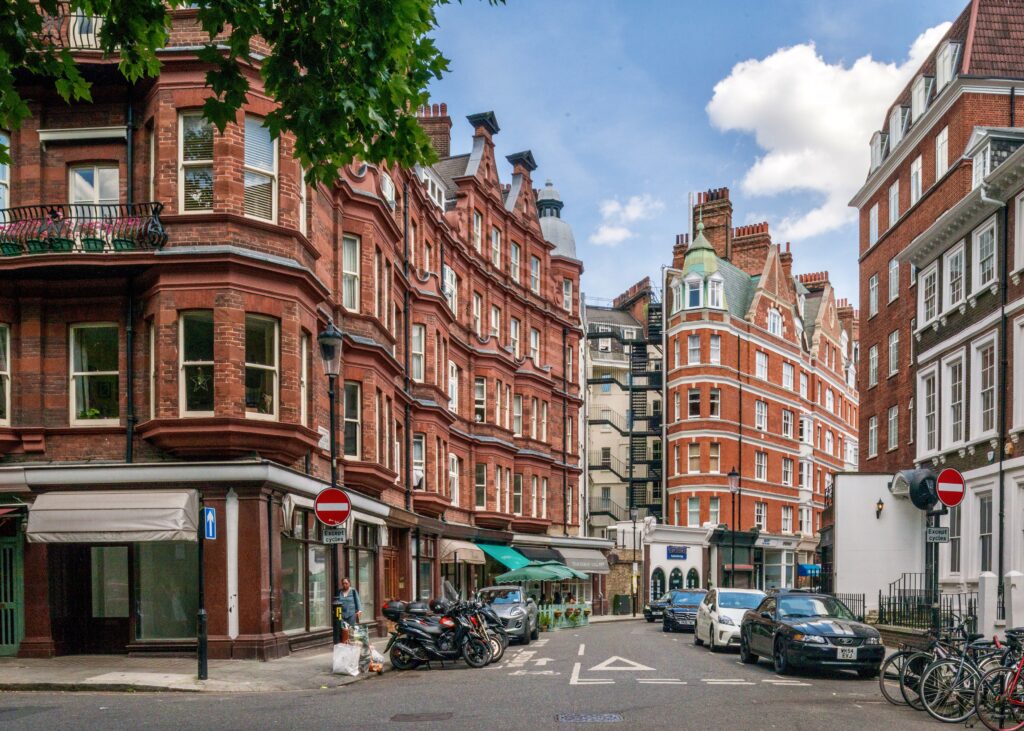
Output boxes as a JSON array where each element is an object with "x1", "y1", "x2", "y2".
[
  {"x1": 629, "y1": 507, "x2": 639, "y2": 617},
  {"x1": 728, "y1": 468, "x2": 740, "y2": 589},
  {"x1": 318, "y1": 321, "x2": 344, "y2": 644}
]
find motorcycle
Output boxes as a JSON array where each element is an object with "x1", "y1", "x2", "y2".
[
  {"x1": 474, "y1": 600, "x2": 508, "y2": 663},
  {"x1": 383, "y1": 594, "x2": 492, "y2": 670}
]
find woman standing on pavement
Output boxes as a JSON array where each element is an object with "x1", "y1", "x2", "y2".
[{"x1": 337, "y1": 577, "x2": 362, "y2": 626}]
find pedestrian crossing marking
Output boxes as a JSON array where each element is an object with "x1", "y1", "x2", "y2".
[{"x1": 588, "y1": 656, "x2": 655, "y2": 672}]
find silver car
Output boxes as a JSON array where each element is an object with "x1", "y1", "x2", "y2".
[{"x1": 478, "y1": 586, "x2": 539, "y2": 645}]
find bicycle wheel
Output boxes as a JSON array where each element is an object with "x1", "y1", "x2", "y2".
[
  {"x1": 880, "y1": 650, "x2": 915, "y2": 706},
  {"x1": 920, "y1": 658, "x2": 981, "y2": 723},
  {"x1": 901, "y1": 651, "x2": 934, "y2": 710},
  {"x1": 976, "y1": 667, "x2": 1024, "y2": 731}
]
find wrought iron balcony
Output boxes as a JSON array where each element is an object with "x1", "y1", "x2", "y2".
[
  {"x1": 0, "y1": 203, "x2": 167, "y2": 256},
  {"x1": 37, "y1": 3, "x2": 106, "y2": 51}
]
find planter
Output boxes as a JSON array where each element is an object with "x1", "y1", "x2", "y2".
[
  {"x1": 49, "y1": 237, "x2": 75, "y2": 252},
  {"x1": 26, "y1": 239, "x2": 48, "y2": 253},
  {"x1": 0, "y1": 242, "x2": 22, "y2": 256},
  {"x1": 81, "y1": 237, "x2": 106, "y2": 252},
  {"x1": 112, "y1": 237, "x2": 137, "y2": 251}
]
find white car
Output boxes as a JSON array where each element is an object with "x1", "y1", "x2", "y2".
[{"x1": 694, "y1": 588, "x2": 766, "y2": 651}]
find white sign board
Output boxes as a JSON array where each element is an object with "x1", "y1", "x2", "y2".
[
  {"x1": 926, "y1": 526, "x2": 950, "y2": 543},
  {"x1": 321, "y1": 527, "x2": 347, "y2": 544}
]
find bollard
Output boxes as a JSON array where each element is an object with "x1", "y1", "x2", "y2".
[{"x1": 332, "y1": 599, "x2": 343, "y2": 644}]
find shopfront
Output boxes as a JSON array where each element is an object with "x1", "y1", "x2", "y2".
[
  {"x1": 279, "y1": 505, "x2": 331, "y2": 636},
  {"x1": 440, "y1": 539, "x2": 485, "y2": 597},
  {"x1": 345, "y1": 518, "x2": 380, "y2": 628},
  {"x1": 754, "y1": 535, "x2": 798, "y2": 591}
]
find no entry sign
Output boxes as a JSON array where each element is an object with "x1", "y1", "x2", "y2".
[
  {"x1": 314, "y1": 487, "x2": 352, "y2": 526},
  {"x1": 936, "y1": 468, "x2": 966, "y2": 508}
]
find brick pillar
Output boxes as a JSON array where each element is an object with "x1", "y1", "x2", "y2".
[
  {"x1": 232, "y1": 489, "x2": 287, "y2": 660},
  {"x1": 18, "y1": 541, "x2": 55, "y2": 657}
]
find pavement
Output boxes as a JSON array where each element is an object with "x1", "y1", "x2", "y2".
[{"x1": 0, "y1": 620, "x2": 937, "y2": 730}]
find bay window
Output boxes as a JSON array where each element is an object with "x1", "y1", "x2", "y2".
[
  {"x1": 710, "y1": 334, "x2": 721, "y2": 364},
  {"x1": 688, "y1": 497, "x2": 700, "y2": 527},
  {"x1": 688, "y1": 443, "x2": 700, "y2": 473},
  {"x1": 474, "y1": 377, "x2": 486, "y2": 423},
  {"x1": 70, "y1": 323, "x2": 119, "y2": 425},
  {"x1": 709, "y1": 443, "x2": 720, "y2": 473},
  {"x1": 449, "y1": 454, "x2": 460, "y2": 506},
  {"x1": 343, "y1": 381, "x2": 361, "y2": 457},
  {"x1": 413, "y1": 434, "x2": 426, "y2": 489},
  {"x1": 411, "y1": 324, "x2": 425, "y2": 381},
  {"x1": 475, "y1": 463, "x2": 487, "y2": 509},
  {"x1": 244, "y1": 315, "x2": 278, "y2": 419},
  {"x1": 513, "y1": 474, "x2": 523, "y2": 515},
  {"x1": 342, "y1": 235, "x2": 360, "y2": 311},
  {"x1": 243, "y1": 116, "x2": 277, "y2": 221},
  {"x1": 179, "y1": 112, "x2": 213, "y2": 212},
  {"x1": 179, "y1": 310, "x2": 214, "y2": 415}
]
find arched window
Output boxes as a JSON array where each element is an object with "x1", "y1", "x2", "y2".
[
  {"x1": 669, "y1": 568, "x2": 683, "y2": 590},
  {"x1": 651, "y1": 568, "x2": 666, "y2": 598},
  {"x1": 686, "y1": 567, "x2": 700, "y2": 589}
]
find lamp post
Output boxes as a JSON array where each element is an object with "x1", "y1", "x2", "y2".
[
  {"x1": 318, "y1": 321, "x2": 344, "y2": 645},
  {"x1": 728, "y1": 468, "x2": 740, "y2": 589},
  {"x1": 630, "y1": 507, "x2": 639, "y2": 617}
]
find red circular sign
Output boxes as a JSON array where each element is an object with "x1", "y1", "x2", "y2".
[
  {"x1": 314, "y1": 487, "x2": 351, "y2": 526},
  {"x1": 936, "y1": 468, "x2": 966, "y2": 508}
]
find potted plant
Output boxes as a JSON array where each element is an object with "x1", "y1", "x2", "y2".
[
  {"x1": 80, "y1": 221, "x2": 107, "y2": 252},
  {"x1": 112, "y1": 217, "x2": 140, "y2": 251},
  {"x1": 77, "y1": 407, "x2": 103, "y2": 420},
  {"x1": 538, "y1": 614, "x2": 550, "y2": 632}
]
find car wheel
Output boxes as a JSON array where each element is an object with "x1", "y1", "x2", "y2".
[
  {"x1": 662, "y1": 622, "x2": 671, "y2": 633},
  {"x1": 530, "y1": 620, "x2": 539, "y2": 641},
  {"x1": 520, "y1": 626, "x2": 531, "y2": 646},
  {"x1": 773, "y1": 638, "x2": 791, "y2": 675},
  {"x1": 709, "y1": 625, "x2": 718, "y2": 652},
  {"x1": 693, "y1": 625, "x2": 703, "y2": 646},
  {"x1": 739, "y1": 632, "x2": 758, "y2": 664}
]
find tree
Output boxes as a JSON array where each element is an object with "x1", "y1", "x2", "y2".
[{"x1": 0, "y1": 0, "x2": 495, "y2": 183}]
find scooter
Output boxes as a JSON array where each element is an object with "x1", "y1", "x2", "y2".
[{"x1": 383, "y1": 596, "x2": 492, "y2": 670}]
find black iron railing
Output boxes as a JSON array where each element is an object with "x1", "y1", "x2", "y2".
[
  {"x1": 589, "y1": 495, "x2": 629, "y2": 522},
  {"x1": 833, "y1": 592, "x2": 865, "y2": 620},
  {"x1": 877, "y1": 589, "x2": 977, "y2": 633},
  {"x1": 0, "y1": 203, "x2": 167, "y2": 255},
  {"x1": 37, "y1": 3, "x2": 106, "y2": 51}
]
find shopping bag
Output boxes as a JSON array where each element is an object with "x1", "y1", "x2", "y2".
[{"x1": 332, "y1": 642, "x2": 361, "y2": 676}]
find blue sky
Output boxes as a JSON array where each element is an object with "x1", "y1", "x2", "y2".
[{"x1": 428, "y1": 0, "x2": 965, "y2": 304}]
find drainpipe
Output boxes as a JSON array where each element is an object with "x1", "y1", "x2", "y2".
[
  {"x1": 267, "y1": 494, "x2": 276, "y2": 633},
  {"x1": 997, "y1": 193, "x2": 1010, "y2": 610},
  {"x1": 123, "y1": 95, "x2": 136, "y2": 463},
  {"x1": 403, "y1": 181, "x2": 412, "y2": 512},
  {"x1": 562, "y1": 326, "x2": 569, "y2": 536}
]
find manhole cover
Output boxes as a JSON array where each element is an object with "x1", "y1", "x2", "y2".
[
  {"x1": 391, "y1": 713, "x2": 454, "y2": 722},
  {"x1": 556, "y1": 714, "x2": 623, "y2": 723}
]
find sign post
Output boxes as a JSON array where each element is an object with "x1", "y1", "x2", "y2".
[{"x1": 315, "y1": 487, "x2": 351, "y2": 643}]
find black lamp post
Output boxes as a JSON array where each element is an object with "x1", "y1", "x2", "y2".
[
  {"x1": 728, "y1": 468, "x2": 740, "y2": 588},
  {"x1": 630, "y1": 507, "x2": 639, "y2": 617},
  {"x1": 318, "y1": 321, "x2": 344, "y2": 644}
]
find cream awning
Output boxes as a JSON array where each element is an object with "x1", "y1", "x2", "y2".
[
  {"x1": 27, "y1": 490, "x2": 199, "y2": 543},
  {"x1": 556, "y1": 547, "x2": 610, "y2": 574},
  {"x1": 440, "y1": 539, "x2": 486, "y2": 565}
]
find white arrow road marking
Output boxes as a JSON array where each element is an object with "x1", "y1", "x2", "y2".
[
  {"x1": 570, "y1": 662, "x2": 613, "y2": 685},
  {"x1": 578, "y1": 644, "x2": 585, "y2": 656},
  {"x1": 507, "y1": 650, "x2": 535, "y2": 668},
  {"x1": 588, "y1": 656, "x2": 655, "y2": 672},
  {"x1": 532, "y1": 658, "x2": 554, "y2": 666}
]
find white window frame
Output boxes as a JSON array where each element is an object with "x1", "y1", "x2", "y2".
[
  {"x1": 562, "y1": 279, "x2": 573, "y2": 311},
  {"x1": 974, "y1": 145, "x2": 991, "y2": 189},
  {"x1": 767, "y1": 308, "x2": 782, "y2": 336},
  {"x1": 448, "y1": 360, "x2": 458, "y2": 413},
  {"x1": 411, "y1": 324, "x2": 425, "y2": 381},
  {"x1": 888, "y1": 330, "x2": 899, "y2": 377},
  {"x1": 1016, "y1": 194, "x2": 1024, "y2": 275},
  {"x1": 530, "y1": 328, "x2": 540, "y2": 364},
  {"x1": 687, "y1": 496, "x2": 700, "y2": 527},
  {"x1": 754, "y1": 501, "x2": 766, "y2": 529},
  {"x1": 685, "y1": 275, "x2": 703, "y2": 309},
  {"x1": 942, "y1": 350, "x2": 966, "y2": 448},
  {"x1": 243, "y1": 115, "x2": 278, "y2": 222},
  {"x1": 869, "y1": 204, "x2": 879, "y2": 246},
  {"x1": 782, "y1": 506, "x2": 793, "y2": 534},
  {"x1": 490, "y1": 306, "x2": 501, "y2": 340},
  {"x1": 868, "y1": 274, "x2": 878, "y2": 316},
  {"x1": 297, "y1": 164, "x2": 308, "y2": 237},
  {"x1": 510, "y1": 243, "x2": 521, "y2": 283},
  {"x1": 782, "y1": 362, "x2": 794, "y2": 390},
  {"x1": 472, "y1": 293, "x2": 482, "y2": 336},
  {"x1": 412, "y1": 433, "x2": 426, "y2": 489},
  {"x1": 887, "y1": 406, "x2": 899, "y2": 451},
  {"x1": 512, "y1": 473, "x2": 523, "y2": 515},
  {"x1": 472, "y1": 210, "x2": 482, "y2": 252},
  {"x1": 474, "y1": 377, "x2": 486, "y2": 423},
  {"x1": 69, "y1": 322, "x2": 120, "y2": 427},
  {"x1": 782, "y1": 409, "x2": 793, "y2": 438},
  {"x1": 342, "y1": 234, "x2": 360, "y2": 312},
  {"x1": 530, "y1": 255, "x2": 541, "y2": 294},
  {"x1": 936, "y1": 43, "x2": 957, "y2": 90},
  {"x1": 868, "y1": 416, "x2": 878, "y2": 458},
  {"x1": 889, "y1": 108, "x2": 905, "y2": 148},
  {"x1": 919, "y1": 261, "x2": 939, "y2": 325},
  {"x1": 449, "y1": 454, "x2": 460, "y2": 506},
  {"x1": 755, "y1": 451, "x2": 767, "y2": 481},
  {"x1": 782, "y1": 458, "x2": 793, "y2": 486},
  {"x1": 936, "y1": 126, "x2": 950, "y2": 179},
  {"x1": 491, "y1": 227, "x2": 501, "y2": 268},
  {"x1": 709, "y1": 442, "x2": 720, "y2": 474},
  {"x1": 688, "y1": 334, "x2": 700, "y2": 364},
  {"x1": 799, "y1": 372, "x2": 808, "y2": 399},
  {"x1": 972, "y1": 217, "x2": 998, "y2": 295},
  {"x1": 708, "y1": 276, "x2": 724, "y2": 309},
  {"x1": 710, "y1": 334, "x2": 721, "y2": 365},
  {"x1": 475, "y1": 463, "x2": 487, "y2": 509},
  {"x1": 916, "y1": 363, "x2": 939, "y2": 459},
  {"x1": 513, "y1": 394, "x2": 523, "y2": 436},
  {"x1": 756, "y1": 351, "x2": 768, "y2": 380},
  {"x1": 888, "y1": 257, "x2": 899, "y2": 302},
  {"x1": 971, "y1": 333, "x2": 998, "y2": 441},
  {"x1": 243, "y1": 315, "x2": 279, "y2": 421},
  {"x1": 0, "y1": 325, "x2": 10, "y2": 426},
  {"x1": 910, "y1": 156, "x2": 923, "y2": 205},
  {"x1": 541, "y1": 401, "x2": 548, "y2": 441},
  {"x1": 755, "y1": 400, "x2": 767, "y2": 431},
  {"x1": 911, "y1": 76, "x2": 927, "y2": 122},
  {"x1": 709, "y1": 388, "x2": 720, "y2": 418},
  {"x1": 344, "y1": 381, "x2": 361, "y2": 458},
  {"x1": 688, "y1": 443, "x2": 700, "y2": 475},
  {"x1": 510, "y1": 318, "x2": 521, "y2": 358},
  {"x1": 944, "y1": 242, "x2": 965, "y2": 310},
  {"x1": 888, "y1": 181, "x2": 900, "y2": 227},
  {"x1": 179, "y1": 310, "x2": 215, "y2": 417},
  {"x1": 178, "y1": 111, "x2": 213, "y2": 213}
]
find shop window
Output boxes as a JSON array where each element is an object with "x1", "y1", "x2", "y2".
[
  {"x1": 179, "y1": 310, "x2": 214, "y2": 415},
  {"x1": 243, "y1": 115, "x2": 277, "y2": 221},
  {"x1": 651, "y1": 568, "x2": 666, "y2": 597},
  {"x1": 348, "y1": 522, "x2": 377, "y2": 622},
  {"x1": 244, "y1": 315, "x2": 278, "y2": 419},
  {"x1": 179, "y1": 112, "x2": 213, "y2": 212},
  {"x1": 686, "y1": 568, "x2": 700, "y2": 589},
  {"x1": 136, "y1": 542, "x2": 198, "y2": 639},
  {"x1": 281, "y1": 510, "x2": 331, "y2": 632},
  {"x1": 669, "y1": 568, "x2": 683, "y2": 590},
  {"x1": 70, "y1": 323, "x2": 119, "y2": 425}
]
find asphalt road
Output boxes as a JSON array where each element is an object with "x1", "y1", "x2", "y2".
[{"x1": 0, "y1": 620, "x2": 938, "y2": 730}]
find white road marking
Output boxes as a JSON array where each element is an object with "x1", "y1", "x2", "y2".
[
  {"x1": 702, "y1": 679, "x2": 756, "y2": 686},
  {"x1": 763, "y1": 679, "x2": 812, "y2": 686},
  {"x1": 638, "y1": 680, "x2": 687, "y2": 685},
  {"x1": 578, "y1": 644, "x2": 585, "y2": 656},
  {"x1": 570, "y1": 662, "x2": 614, "y2": 686},
  {"x1": 533, "y1": 639, "x2": 549, "y2": 646},
  {"x1": 533, "y1": 658, "x2": 554, "y2": 666},
  {"x1": 508, "y1": 670, "x2": 561, "y2": 676},
  {"x1": 507, "y1": 650, "x2": 536, "y2": 668},
  {"x1": 588, "y1": 656, "x2": 655, "y2": 672}
]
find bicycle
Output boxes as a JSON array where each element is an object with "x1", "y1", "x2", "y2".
[
  {"x1": 920, "y1": 633, "x2": 1005, "y2": 723},
  {"x1": 975, "y1": 630, "x2": 1024, "y2": 730}
]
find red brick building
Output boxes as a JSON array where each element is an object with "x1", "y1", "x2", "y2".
[
  {"x1": 663, "y1": 190, "x2": 858, "y2": 590},
  {"x1": 0, "y1": 7, "x2": 605, "y2": 659}
]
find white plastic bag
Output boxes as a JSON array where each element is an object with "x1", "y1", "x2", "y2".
[
  {"x1": 332, "y1": 642, "x2": 361, "y2": 676},
  {"x1": 370, "y1": 647, "x2": 385, "y2": 664}
]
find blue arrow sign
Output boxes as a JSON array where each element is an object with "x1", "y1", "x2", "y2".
[{"x1": 203, "y1": 507, "x2": 216, "y2": 540}]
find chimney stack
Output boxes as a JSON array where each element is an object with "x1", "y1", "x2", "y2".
[
  {"x1": 731, "y1": 221, "x2": 772, "y2": 277},
  {"x1": 779, "y1": 241, "x2": 793, "y2": 281},
  {"x1": 673, "y1": 233, "x2": 690, "y2": 269},
  {"x1": 417, "y1": 102, "x2": 453, "y2": 158},
  {"x1": 693, "y1": 187, "x2": 732, "y2": 260}
]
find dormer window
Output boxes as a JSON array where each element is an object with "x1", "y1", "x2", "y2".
[
  {"x1": 670, "y1": 281, "x2": 683, "y2": 314},
  {"x1": 870, "y1": 131, "x2": 887, "y2": 171},
  {"x1": 936, "y1": 42, "x2": 959, "y2": 90},
  {"x1": 707, "y1": 276, "x2": 724, "y2": 309},
  {"x1": 767, "y1": 308, "x2": 782, "y2": 336},
  {"x1": 973, "y1": 144, "x2": 991, "y2": 189},
  {"x1": 380, "y1": 171, "x2": 396, "y2": 209},
  {"x1": 889, "y1": 108, "x2": 907, "y2": 148},
  {"x1": 911, "y1": 76, "x2": 929, "y2": 123},
  {"x1": 685, "y1": 276, "x2": 703, "y2": 309}
]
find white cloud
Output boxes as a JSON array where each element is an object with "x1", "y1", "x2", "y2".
[
  {"x1": 590, "y1": 193, "x2": 664, "y2": 246},
  {"x1": 706, "y1": 23, "x2": 951, "y2": 241}
]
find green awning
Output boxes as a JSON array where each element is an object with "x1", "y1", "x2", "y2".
[
  {"x1": 495, "y1": 560, "x2": 589, "y2": 584},
  {"x1": 477, "y1": 543, "x2": 530, "y2": 570}
]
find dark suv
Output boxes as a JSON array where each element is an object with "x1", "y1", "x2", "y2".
[{"x1": 662, "y1": 589, "x2": 708, "y2": 633}]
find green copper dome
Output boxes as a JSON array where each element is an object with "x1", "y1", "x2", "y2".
[{"x1": 684, "y1": 221, "x2": 719, "y2": 276}]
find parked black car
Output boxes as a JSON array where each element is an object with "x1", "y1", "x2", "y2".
[
  {"x1": 739, "y1": 593, "x2": 884, "y2": 677},
  {"x1": 643, "y1": 592, "x2": 673, "y2": 622},
  {"x1": 662, "y1": 590, "x2": 707, "y2": 633}
]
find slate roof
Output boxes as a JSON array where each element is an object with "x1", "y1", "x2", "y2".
[
  {"x1": 432, "y1": 154, "x2": 469, "y2": 196},
  {"x1": 716, "y1": 258, "x2": 755, "y2": 318},
  {"x1": 802, "y1": 291, "x2": 824, "y2": 340},
  {"x1": 585, "y1": 306, "x2": 641, "y2": 328}
]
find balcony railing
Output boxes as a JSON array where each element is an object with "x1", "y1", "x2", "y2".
[
  {"x1": 0, "y1": 203, "x2": 167, "y2": 256},
  {"x1": 589, "y1": 495, "x2": 629, "y2": 522},
  {"x1": 37, "y1": 4, "x2": 106, "y2": 51}
]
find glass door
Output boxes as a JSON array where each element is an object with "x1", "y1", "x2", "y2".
[{"x1": 88, "y1": 545, "x2": 131, "y2": 652}]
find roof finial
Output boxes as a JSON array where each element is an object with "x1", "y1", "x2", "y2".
[{"x1": 697, "y1": 206, "x2": 705, "y2": 233}]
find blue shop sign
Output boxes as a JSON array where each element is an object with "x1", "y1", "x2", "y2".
[{"x1": 666, "y1": 545, "x2": 687, "y2": 560}]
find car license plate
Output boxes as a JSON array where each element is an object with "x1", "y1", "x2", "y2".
[{"x1": 837, "y1": 647, "x2": 857, "y2": 660}]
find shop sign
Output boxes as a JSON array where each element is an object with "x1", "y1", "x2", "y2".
[
  {"x1": 321, "y1": 526, "x2": 348, "y2": 544},
  {"x1": 666, "y1": 545, "x2": 687, "y2": 560}
]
